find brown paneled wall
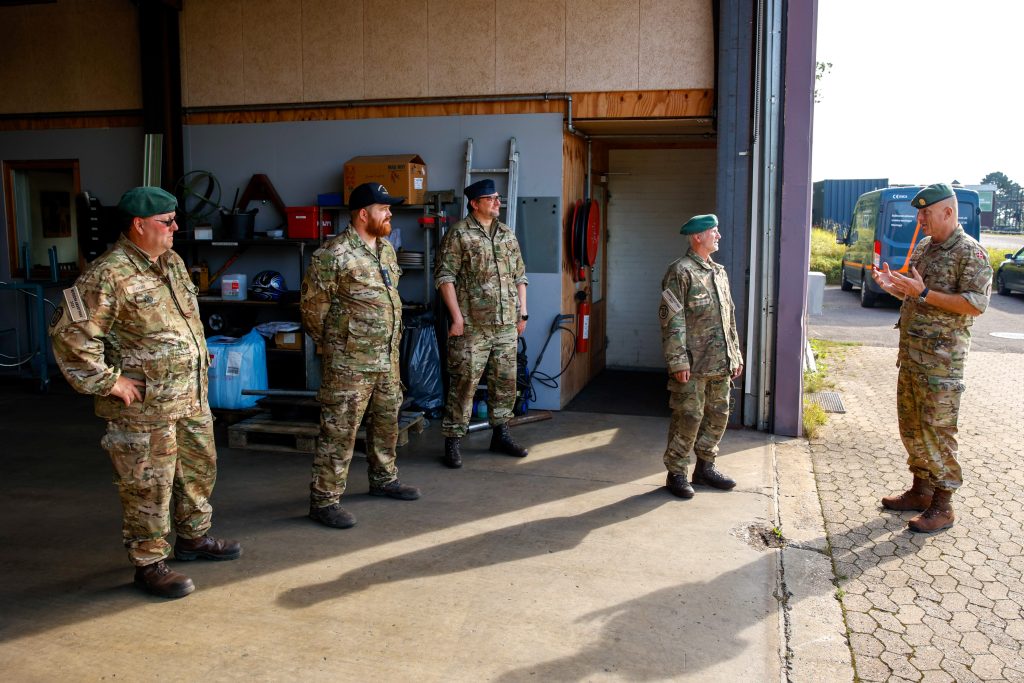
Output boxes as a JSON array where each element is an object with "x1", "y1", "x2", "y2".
[
  {"x1": 181, "y1": 0, "x2": 714, "y2": 107},
  {"x1": 0, "y1": 0, "x2": 141, "y2": 115},
  {"x1": 0, "y1": 1, "x2": 713, "y2": 116}
]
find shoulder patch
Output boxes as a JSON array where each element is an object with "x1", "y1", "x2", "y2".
[
  {"x1": 62, "y1": 286, "x2": 88, "y2": 322},
  {"x1": 661, "y1": 288, "x2": 683, "y2": 315}
]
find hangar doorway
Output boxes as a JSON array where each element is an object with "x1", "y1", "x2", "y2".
[{"x1": 604, "y1": 148, "x2": 717, "y2": 370}]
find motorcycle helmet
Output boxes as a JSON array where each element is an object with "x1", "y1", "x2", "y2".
[{"x1": 249, "y1": 270, "x2": 287, "y2": 301}]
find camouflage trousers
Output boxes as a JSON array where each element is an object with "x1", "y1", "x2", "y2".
[
  {"x1": 312, "y1": 367, "x2": 401, "y2": 507},
  {"x1": 897, "y1": 366, "x2": 964, "y2": 490},
  {"x1": 664, "y1": 376, "x2": 731, "y2": 474},
  {"x1": 100, "y1": 411, "x2": 216, "y2": 566},
  {"x1": 442, "y1": 323, "x2": 517, "y2": 437}
]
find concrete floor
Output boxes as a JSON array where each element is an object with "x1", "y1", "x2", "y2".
[{"x1": 0, "y1": 384, "x2": 785, "y2": 681}]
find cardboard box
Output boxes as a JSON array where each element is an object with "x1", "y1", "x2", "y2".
[
  {"x1": 274, "y1": 331, "x2": 303, "y2": 350},
  {"x1": 343, "y1": 154, "x2": 427, "y2": 205}
]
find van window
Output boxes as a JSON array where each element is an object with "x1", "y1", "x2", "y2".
[
  {"x1": 885, "y1": 202, "x2": 919, "y2": 244},
  {"x1": 957, "y1": 203, "x2": 978, "y2": 235}
]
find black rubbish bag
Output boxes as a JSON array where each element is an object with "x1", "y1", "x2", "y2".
[
  {"x1": 401, "y1": 314, "x2": 444, "y2": 416},
  {"x1": 513, "y1": 336, "x2": 531, "y2": 416}
]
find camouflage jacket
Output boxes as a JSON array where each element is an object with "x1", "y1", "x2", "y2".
[
  {"x1": 301, "y1": 225, "x2": 403, "y2": 386},
  {"x1": 434, "y1": 214, "x2": 528, "y2": 326},
  {"x1": 49, "y1": 234, "x2": 209, "y2": 422},
  {"x1": 660, "y1": 249, "x2": 743, "y2": 385},
  {"x1": 897, "y1": 225, "x2": 992, "y2": 378}
]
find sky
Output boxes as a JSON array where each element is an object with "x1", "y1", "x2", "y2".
[{"x1": 812, "y1": 0, "x2": 1024, "y2": 187}]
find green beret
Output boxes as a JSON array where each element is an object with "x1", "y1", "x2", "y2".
[
  {"x1": 680, "y1": 213, "x2": 718, "y2": 235},
  {"x1": 117, "y1": 186, "x2": 177, "y2": 218},
  {"x1": 911, "y1": 183, "x2": 955, "y2": 209}
]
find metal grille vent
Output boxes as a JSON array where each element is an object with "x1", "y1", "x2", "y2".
[{"x1": 807, "y1": 391, "x2": 846, "y2": 414}]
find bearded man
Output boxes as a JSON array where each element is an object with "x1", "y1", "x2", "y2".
[{"x1": 301, "y1": 183, "x2": 421, "y2": 529}]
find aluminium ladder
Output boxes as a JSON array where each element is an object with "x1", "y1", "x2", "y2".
[{"x1": 462, "y1": 137, "x2": 519, "y2": 231}]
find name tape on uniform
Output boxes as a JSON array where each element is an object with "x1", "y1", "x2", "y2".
[
  {"x1": 661, "y1": 288, "x2": 683, "y2": 315},
  {"x1": 63, "y1": 286, "x2": 88, "y2": 322}
]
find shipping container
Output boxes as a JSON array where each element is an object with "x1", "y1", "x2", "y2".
[{"x1": 812, "y1": 178, "x2": 889, "y2": 230}]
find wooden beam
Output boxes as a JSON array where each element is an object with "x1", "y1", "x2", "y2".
[{"x1": 181, "y1": 89, "x2": 714, "y2": 126}]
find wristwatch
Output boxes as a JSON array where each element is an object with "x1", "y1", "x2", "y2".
[
  {"x1": 917, "y1": 287, "x2": 930, "y2": 304},
  {"x1": 520, "y1": 313, "x2": 529, "y2": 321}
]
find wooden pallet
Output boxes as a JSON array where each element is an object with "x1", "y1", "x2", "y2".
[{"x1": 227, "y1": 410, "x2": 426, "y2": 454}]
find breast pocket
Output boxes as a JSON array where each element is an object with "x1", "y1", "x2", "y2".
[
  {"x1": 686, "y1": 290, "x2": 713, "y2": 311},
  {"x1": 125, "y1": 282, "x2": 172, "y2": 329}
]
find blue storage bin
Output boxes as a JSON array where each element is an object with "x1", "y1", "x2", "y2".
[{"x1": 207, "y1": 329, "x2": 268, "y2": 409}]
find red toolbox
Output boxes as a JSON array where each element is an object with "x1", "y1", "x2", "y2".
[{"x1": 287, "y1": 206, "x2": 321, "y2": 239}]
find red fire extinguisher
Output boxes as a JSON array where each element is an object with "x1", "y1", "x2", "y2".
[{"x1": 575, "y1": 290, "x2": 590, "y2": 353}]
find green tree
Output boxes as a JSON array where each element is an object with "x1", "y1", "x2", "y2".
[
  {"x1": 981, "y1": 171, "x2": 1022, "y2": 227},
  {"x1": 814, "y1": 61, "x2": 832, "y2": 104},
  {"x1": 981, "y1": 171, "x2": 1020, "y2": 196}
]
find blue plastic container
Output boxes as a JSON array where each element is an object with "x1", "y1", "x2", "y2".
[{"x1": 207, "y1": 329, "x2": 268, "y2": 409}]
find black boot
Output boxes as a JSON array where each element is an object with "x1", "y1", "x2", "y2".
[
  {"x1": 666, "y1": 472, "x2": 694, "y2": 499},
  {"x1": 309, "y1": 503, "x2": 356, "y2": 529},
  {"x1": 444, "y1": 437, "x2": 463, "y2": 468},
  {"x1": 489, "y1": 424, "x2": 528, "y2": 458},
  {"x1": 369, "y1": 479, "x2": 421, "y2": 500},
  {"x1": 692, "y1": 459, "x2": 736, "y2": 490}
]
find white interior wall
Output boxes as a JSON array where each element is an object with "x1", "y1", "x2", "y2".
[{"x1": 604, "y1": 148, "x2": 717, "y2": 370}]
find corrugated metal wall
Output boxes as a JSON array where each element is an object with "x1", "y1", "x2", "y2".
[{"x1": 812, "y1": 178, "x2": 888, "y2": 229}]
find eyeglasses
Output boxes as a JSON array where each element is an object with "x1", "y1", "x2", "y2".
[
  {"x1": 150, "y1": 216, "x2": 177, "y2": 227},
  {"x1": 477, "y1": 195, "x2": 501, "y2": 203}
]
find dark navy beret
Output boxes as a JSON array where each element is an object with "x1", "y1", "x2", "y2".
[{"x1": 464, "y1": 178, "x2": 497, "y2": 200}]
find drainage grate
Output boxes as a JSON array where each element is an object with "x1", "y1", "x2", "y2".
[{"x1": 807, "y1": 391, "x2": 846, "y2": 413}]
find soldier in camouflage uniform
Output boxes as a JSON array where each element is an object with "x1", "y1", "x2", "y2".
[
  {"x1": 659, "y1": 214, "x2": 744, "y2": 499},
  {"x1": 301, "y1": 183, "x2": 420, "y2": 529},
  {"x1": 873, "y1": 183, "x2": 992, "y2": 533},
  {"x1": 435, "y1": 178, "x2": 529, "y2": 468},
  {"x1": 49, "y1": 186, "x2": 240, "y2": 600}
]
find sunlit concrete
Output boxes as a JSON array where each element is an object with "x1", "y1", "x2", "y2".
[{"x1": 0, "y1": 386, "x2": 788, "y2": 681}]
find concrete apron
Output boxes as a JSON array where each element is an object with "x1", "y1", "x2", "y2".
[{"x1": 1, "y1": 405, "x2": 793, "y2": 681}]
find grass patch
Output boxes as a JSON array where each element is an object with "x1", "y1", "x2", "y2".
[
  {"x1": 810, "y1": 227, "x2": 847, "y2": 284},
  {"x1": 802, "y1": 338, "x2": 858, "y2": 438},
  {"x1": 803, "y1": 402, "x2": 828, "y2": 439},
  {"x1": 987, "y1": 246, "x2": 1012, "y2": 273}
]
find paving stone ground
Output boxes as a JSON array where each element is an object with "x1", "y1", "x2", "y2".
[{"x1": 808, "y1": 345, "x2": 1024, "y2": 682}]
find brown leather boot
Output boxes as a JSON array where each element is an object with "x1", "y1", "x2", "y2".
[
  {"x1": 174, "y1": 535, "x2": 242, "y2": 561},
  {"x1": 134, "y1": 560, "x2": 195, "y2": 599},
  {"x1": 666, "y1": 472, "x2": 694, "y2": 499},
  {"x1": 881, "y1": 476, "x2": 933, "y2": 512},
  {"x1": 908, "y1": 488, "x2": 955, "y2": 533}
]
